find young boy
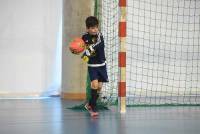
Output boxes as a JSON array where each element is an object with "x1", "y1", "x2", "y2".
[{"x1": 81, "y1": 16, "x2": 108, "y2": 117}]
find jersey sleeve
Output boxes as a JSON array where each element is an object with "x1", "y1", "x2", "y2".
[
  {"x1": 81, "y1": 32, "x2": 88, "y2": 43},
  {"x1": 91, "y1": 32, "x2": 104, "y2": 50}
]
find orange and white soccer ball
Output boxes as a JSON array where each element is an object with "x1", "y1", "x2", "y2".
[{"x1": 69, "y1": 37, "x2": 85, "y2": 54}]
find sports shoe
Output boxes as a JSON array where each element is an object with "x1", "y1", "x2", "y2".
[
  {"x1": 85, "y1": 103, "x2": 99, "y2": 117},
  {"x1": 84, "y1": 103, "x2": 92, "y2": 111},
  {"x1": 90, "y1": 111, "x2": 99, "y2": 117}
]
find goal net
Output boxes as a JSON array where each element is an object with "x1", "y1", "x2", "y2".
[{"x1": 97, "y1": 0, "x2": 200, "y2": 106}]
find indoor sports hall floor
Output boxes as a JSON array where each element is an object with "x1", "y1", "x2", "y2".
[{"x1": 0, "y1": 97, "x2": 199, "y2": 134}]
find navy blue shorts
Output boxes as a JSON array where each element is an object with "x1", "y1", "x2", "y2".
[{"x1": 88, "y1": 65, "x2": 109, "y2": 82}]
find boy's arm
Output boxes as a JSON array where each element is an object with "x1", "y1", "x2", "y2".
[
  {"x1": 81, "y1": 33, "x2": 95, "y2": 57},
  {"x1": 81, "y1": 33, "x2": 94, "y2": 61},
  {"x1": 81, "y1": 32, "x2": 103, "y2": 62},
  {"x1": 81, "y1": 32, "x2": 103, "y2": 57},
  {"x1": 81, "y1": 49, "x2": 92, "y2": 62},
  {"x1": 91, "y1": 32, "x2": 103, "y2": 50}
]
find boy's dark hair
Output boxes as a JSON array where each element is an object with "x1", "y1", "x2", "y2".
[{"x1": 85, "y1": 16, "x2": 99, "y2": 28}]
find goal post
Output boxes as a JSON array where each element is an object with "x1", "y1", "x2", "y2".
[{"x1": 118, "y1": 0, "x2": 127, "y2": 113}]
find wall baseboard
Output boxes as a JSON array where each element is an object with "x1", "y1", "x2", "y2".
[
  {"x1": 0, "y1": 92, "x2": 42, "y2": 98},
  {"x1": 61, "y1": 92, "x2": 86, "y2": 100}
]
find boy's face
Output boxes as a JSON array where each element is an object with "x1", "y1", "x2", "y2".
[{"x1": 87, "y1": 26, "x2": 99, "y2": 35}]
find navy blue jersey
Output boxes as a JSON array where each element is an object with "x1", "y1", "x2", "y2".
[{"x1": 82, "y1": 32, "x2": 106, "y2": 65}]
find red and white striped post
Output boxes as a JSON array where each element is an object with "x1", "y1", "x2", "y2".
[{"x1": 118, "y1": 0, "x2": 126, "y2": 113}]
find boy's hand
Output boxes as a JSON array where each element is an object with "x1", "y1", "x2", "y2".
[
  {"x1": 71, "y1": 50, "x2": 80, "y2": 55},
  {"x1": 82, "y1": 55, "x2": 89, "y2": 62},
  {"x1": 81, "y1": 45, "x2": 95, "y2": 62}
]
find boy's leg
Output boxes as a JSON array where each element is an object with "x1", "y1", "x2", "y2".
[
  {"x1": 97, "y1": 82, "x2": 102, "y2": 99},
  {"x1": 89, "y1": 80, "x2": 99, "y2": 112},
  {"x1": 98, "y1": 82, "x2": 102, "y2": 91},
  {"x1": 89, "y1": 82, "x2": 102, "y2": 112},
  {"x1": 86, "y1": 67, "x2": 106, "y2": 116},
  {"x1": 84, "y1": 80, "x2": 99, "y2": 116}
]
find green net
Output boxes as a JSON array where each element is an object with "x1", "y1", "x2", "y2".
[
  {"x1": 97, "y1": 0, "x2": 200, "y2": 106},
  {"x1": 94, "y1": 0, "x2": 119, "y2": 106}
]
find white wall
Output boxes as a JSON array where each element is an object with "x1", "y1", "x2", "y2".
[{"x1": 0, "y1": 0, "x2": 62, "y2": 97}]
